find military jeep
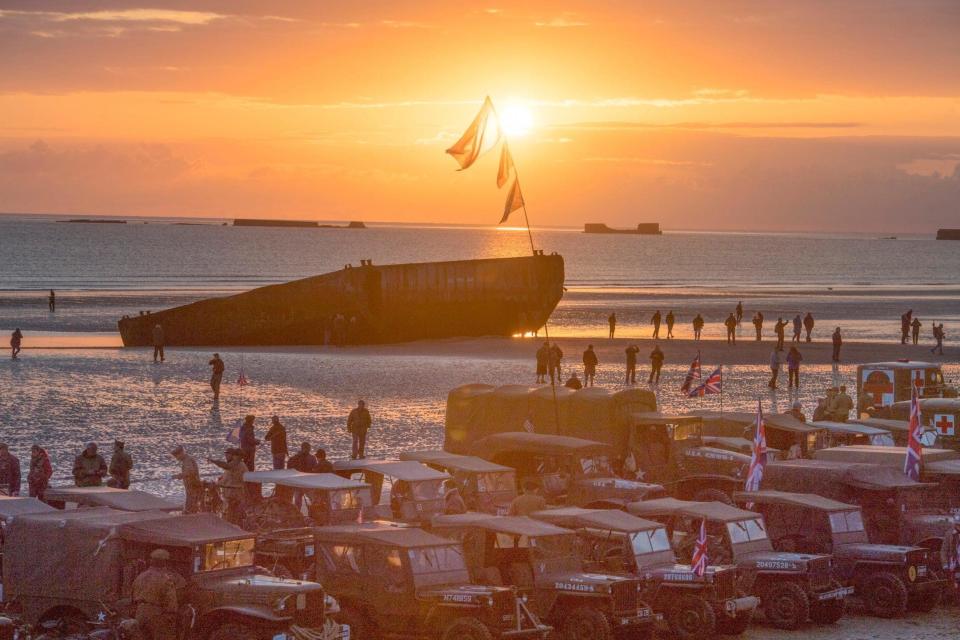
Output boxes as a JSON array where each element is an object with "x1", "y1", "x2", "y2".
[
  {"x1": 628, "y1": 498, "x2": 850, "y2": 630},
  {"x1": 401, "y1": 451, "x2": 518, "y2": 515},
  {"x1": 3, "y1": 507, "x2": 345, "y2": 640},
  {"x1": 431, "y1": 512, "x2": 656, "y2": 640},
  {"x1": 694, "y1": 411, "x2": 826, "y2": 459},
  {"x1": 334, "y1": 459, "x2": 451, "y2": 523},
  {"x1": 312, "y1": 523, "x2": 550, "y2": 640},
  {"x1": 470, "y1": 432, "x2": 666, "y2": 508},
  {"x1": 531, "y1": 507, "x2": 758, "y2": 639},
  {"x1": 732, "y1": 490, "x2": 947, "y2": 617},
  {"x1": 43, "y1": 486, "x2": 182, "y2": 512}
]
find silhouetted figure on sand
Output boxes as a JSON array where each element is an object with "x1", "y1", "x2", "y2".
[
  {"x1": 803, "y1": 312, "x2": 814, "y2": 342},
  {"x1": 10, "y1": 328, "x2": 22, "y2": 359},
  {"x1": 565, "y1": 373, "x2": 583, "y2": 390},
  {"x1": 832, "y1": 327, "x2": 843, "y2": 362},
  {"x1": 752, "y1": 312, "x2": 764, "y2": 341},
  {"x1": 625, "y1": 344, "x2": 639, "y2": 384},
  {"x1": 724, "y1": 313, "x2": 737, "y2": 345},
  {"x1": 911, "y1": 317, "x2": 922, "y2": 345},
  {"x1": 774, "y1": 317, "x2": 787, "y2": 351},
  {"x1": 901, "y1": 310, "x2": 913, "y2": 344},
  {"x1": 608, "y1": 312, "x2": 617, "y2": 338},
  {"x1": 735, "y1": 301, "x2": 743, "y2": 325},
  {"x1": 347, "y1": 400, "x2": 372, "y2": 459},
  {"x1": 209, "y1": 353, "x2": 225, "y2": 400},
  {"x1": 535, "y1": 342, "x2": 549, "y2": 383},
  {"x1": 48, "y1": 290, "x2": 56, "y2": 312},
  {"x1": 792, "y1": 314, "x2": 802, "y2": 343},
  {"x1": 582, "y1": 345, "x2": 598, "y2": 387},
  {"x1": 931, "y1": 323, "x2": 945, "y2": 355},
  {"x1": 665, "y1": 311, "x2": 675, "y2": 339},
  {"x1": 651, "y1": 310, "x2": 662, "y2": 339},
  {"x1": 152, "y1": 323, "x2": 165, "y2": 362},
  {"x1": 648, "y1": 345, "x2": 664, "y2": 384},
  {"x1": 768, "y1": 349, "x2": 781, "y2": 389},
  {"x1": 692, "y1": 314, "x2": 704, "y2": 341},
  {"x1": 787, "y1": 346, "x2": 802, "y2": 389}
]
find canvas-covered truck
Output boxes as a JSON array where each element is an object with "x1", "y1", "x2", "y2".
[
  {"x1": 3, "y1": 507, "x2": 345, "y2": 640},
  {"x1": 886, "y1": 398, "x2": 960, "y2": 451},
  {"x1": 857, "y1": 361, "x2": 955, "y2": 417},
  {"x1": 693, "y1": 411, "x2": 826, "y2": 459}
]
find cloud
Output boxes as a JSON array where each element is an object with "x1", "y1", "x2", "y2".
[
  {"x1": 560, "y1": 120, "x2": 863, "y2": 131},
  {"x1": 535, "y1": 17, "x2": 589, "y2": 28}
]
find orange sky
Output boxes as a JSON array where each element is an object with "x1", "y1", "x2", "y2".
[{"x1": 1, "y1": 1, "x2": 959, "y2": 232}]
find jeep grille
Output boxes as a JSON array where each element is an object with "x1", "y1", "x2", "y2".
[
  {"x1": 611, "y1": 580, "x2": 639, "y2": 615},
  {"x1": 294, "y1": 590, "x2": 326, "y2": 627},
  {"x1": 714, "y1": 569, "x2": 737, "y2": 601},
  {"x1": 807, "y1": 557, "x2": 832, "y2": 592}
]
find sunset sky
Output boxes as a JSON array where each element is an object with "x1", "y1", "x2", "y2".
[{"x1": 1, "y1": 1, "x2": 958, "y2": 232}]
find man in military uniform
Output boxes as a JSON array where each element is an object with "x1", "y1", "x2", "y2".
[
  {"x1": 132, "y1": 549, "x2": 183, "y2": 640},
  {"x1": 171, "y1": 445, "x2": 202, "y2": 514},
  {"x1": 208, "y1": 448, "x2": 248, "y2": 525}
]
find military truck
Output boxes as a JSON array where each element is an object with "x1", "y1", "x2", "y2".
[
  {"x1": 761, "y1": 458, "x2": 959, "y2": 569},
  {"x1": 312, "y1": 523, "x2": 550, "y2": 640},
  {"x1": 43, "y1": 486, "x2": 181, "y2": 512},
  {"x1": 886, "y1": 398, "x2": 960, "y2": 451},
  {"x1": 857, "y1": 361, "x2": 954, "y2": 417},
  {"x1": 3, "y1": 507, "x2": 345, "y2": 640},
  {"x1": 732, "y1": 490, "x2": 947, "y2": 617},
  {"x1": 334, "y1": 459, "x2": 451, "y2": 523},
  {"x1": 400, "y1": 451, "x2": 518, "y2": 515},
  {"x1": 809, "y1": 421, "x2": 894, "y2": 448},
  {"x1": 627, "y1": 499, "x2": 849, "y2": 630},
  {"x1": 693, "y1": 411, "x2": 826, "y2": 458},
  {"x1": 469, "y1": 432, "x2": 666, "y2": 508},
  {"x1": 430, "y1": 513, "x2": 656, "y2": 640},
  {"x1": 530, "y1": 507, "x2": 758, "y2": 638}
]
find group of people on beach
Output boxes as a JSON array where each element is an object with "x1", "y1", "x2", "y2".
[
  {"x1": 0, "y1": 440, "x2": 131, "y2": 500},
  {"x1": 900, "y1": 309, "x2": 946, "y2": 354}
]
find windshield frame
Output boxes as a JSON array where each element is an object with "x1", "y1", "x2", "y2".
[
  {"x1": 198, "y1": 538, "x2": 256, "y2": 573},
  {"x1": 726, "y1": 518, "x2": 769, "y2": 545}
]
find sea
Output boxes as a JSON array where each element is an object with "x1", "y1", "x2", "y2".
[{"x1": 0, "y1": 214, "x2": 958, "y2": 495}]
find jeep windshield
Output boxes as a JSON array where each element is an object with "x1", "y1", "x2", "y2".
[
  {"x1": 475, "y1": 471, "x2": 515, "y2": 493},
  {"x1": 200, "y1": 538, "x2": 255, "y2": 572},
  {"x1": 330, "y1": 488, "x2": 368, "y2": 511},
  {"x1": 530, "y1": 534, "x2": 581, "y2": 574},
  {"x1": 578, "y1": 455, "x2": 615, "y2": 478},
  {"x1": 727, "y1": 519, "x2": 768, "y2": 545},
  {"x1": 828, "y1": 510, "x2": 865, "y2": 533},
  {"x1": 408, "y1": 545, "x2": 471, "y2": 586},
  {"x1": 631, "y1": 527, "x2": 672, "y2": 558}
]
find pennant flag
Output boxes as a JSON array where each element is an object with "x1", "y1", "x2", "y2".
[
  {"x1": 226, "y1": 420, "x2": 241, "y2": 444},
  {"x1": 501, "y1": 178, "x2": 525, "y2": 224},
  {"x1": 744, "y1": 401, "x2": 767, "y2": 503},
  {"x1": 691, "y1": 518, "x2": 708, "y2": 577},
  {"x1": 446, "y1": 96, "x2": 500, "y2": 170},
  {"x1": 681, "y1": 352, "x2": 702, "y2": 393},
  {"x1": 238, "y1": 369, "x2": 249, "y2": 387},
  {"x1": 904, "y1": 386, "x2": 923, "y2": 481},
  {"x1": 497, "y1": 143, "x2": 516, "y2": 188}
]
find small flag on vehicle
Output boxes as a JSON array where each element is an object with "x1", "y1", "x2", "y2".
[
  {"x1": 680, "y1": 352, "x2": 702, "y2": 394},
  {"x1": 904, "y1": 386, "x2": 923, "y2": 481},
  {"x1": 692, "y1": 518, "x2": 708, "y2": 577}
]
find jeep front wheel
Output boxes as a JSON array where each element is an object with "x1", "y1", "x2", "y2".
[
  {"x1": 763, "y1": 582, "x2": 809, "y2": 630},
  {"x1": 668, "y1": 594, "x2": 716, "y2": 640},
  {"x1": 561, "y1": 607, "x2": 613, "y2": 640},
  {"x1": 208, "y1": 623, "x2": 258, "y2": 640},
  {"x1": 440, "y1": 616, "x2": 493, "y2": 640},
  {"x1": 334, "y1": 606, "x2": 375, "y2": 640},
  {"x1": 863, "y1": 573, "x2": 908, "y2": 618}
]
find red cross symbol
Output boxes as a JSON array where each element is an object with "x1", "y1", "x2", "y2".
[
  {"x1": 935, "y1": 415, "x2": 955, "y2": 436},
  {"x1": 863, "y1": 371, "x2": 894, "y2": 407}
]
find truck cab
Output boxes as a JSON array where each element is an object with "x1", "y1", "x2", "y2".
[{"x1": 857, "y1": 361, "x2": 954, "y2": 417}]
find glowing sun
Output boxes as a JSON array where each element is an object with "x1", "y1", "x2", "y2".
[{"x1": 498, "y1": 102, "x2": 534, "y2": 137}]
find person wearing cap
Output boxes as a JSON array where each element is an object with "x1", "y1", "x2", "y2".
[
  {"x1": 73, "y1": 442, "x2": 108, "y2": 487},
  {"x1": 107, "y1": 440, "x2": 133, "y2": 489},
  {"x1": 171, "y1": 446, "x2": 201, "y2": 514},
  {"x1": 786, "y1": 402, "x2": 807, "y2": 423},
  {"x1": 208, "y1": 448, "x2": 248, "y2": 525},
  {"x1": 264, "y1": 416, "x2": 288, "y2": 470},
  {"x1": 28, "y1": 444, "x2": 52, "y2": 500},
  {"x1": 208, "y1": 353, "x2": 225, "y2": 401},
  {"x1": 132, "y1": 548, "x2": 183, "y2": 640},
  {"x1": 0, "y1": 443, "x2": 21, "y2": 496},
  {"x1": 347, "y1": 400, "x2": 372, "y2": 460}
]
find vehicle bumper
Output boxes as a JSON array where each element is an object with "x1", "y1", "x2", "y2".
[
  {"x1": 288, "y1": 620, "x2": 348, "y2": 640},
  {"x1": 722, "y1": 595, "x2": 760, "y2": 616},
  {"x1": 611, "y1": 608, "x2": 659, "y2": 627},
  {"x1": 496, "y1": 623, "x2": 553, "y2": 638},
  {"x1": 815, "y1": 586, "x2": 854, "y2": 601},
  {"x1": 907, "y1": 578, "x2": 948, "y2": 595}
]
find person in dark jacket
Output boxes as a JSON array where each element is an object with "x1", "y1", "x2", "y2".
[
  {"x1": 774, "y1": 317, "x2": 787, "y2": 351},
  {"x1": 0, "y1": 443, "x2": 21, "y2": 496},
  {"x1": 625, "y1": 345, "x2": 639, "y2": 384},
  {"x1": 648, "y1": 345, "x2": 664, "y2": 384},
  {"x1": 239, "y1": 415, "x2": 259, "y2": 471},
  {"x1": 582, "y1": 345, "x2": 599, "y2": 387},
  {"x1": 901, "y1": 310, "x2": 912, "y2": 345},
  {"x1": 347, "y1": 400, "x2": 372, "y2": 459},
  {"x1": 107, "y1": 440, "x2": 133, "y2": 489},
  {"x1": 608, "y1": 312, "x2": 617, "y2": 339},
  {"x1": 288, "y1": 443, "x2": 317, "y2": 472},
  {"x1": 752, "y1": 312, "x2": 764, "y2": 341},
  {"x1": 911, "y1": 317, "x2": 922, "y2": 345},
  {"x1": 548, "y1": 343, "x2": 564, "y2": 383},
  {"x1": 264, "y1": 415, "x2": 288, "y2": 470},
  {"x1": 651, "y1": 310, "x2": 662, "y2": 339},
  {"x1": 786, "y1": 346, "x2": 803, "y2": 389},
  {"x1": 665, "y1": 311, "x2": 675, "y2": 339},
  {"x1": 73, "y1": 442, "x2": 108, "y2": 487},
  {"x1": 10, "y1": 328, "x2": 22, "y2": 359},
  {"x1": 564, "y1": 373, "x2": 583, "y2": 390},
  {"x1": 832, "y1": 327, "x2": 843, "y2": 362},
  {"x1": 48, "y1": 290, "x2": 56, "y2": 312},
  {"x1": 735, "y1": 301, "x2": 743, "y2": 325},
  {"x1": 724, "y1": 313, "x2": 737, "y2": 345},
  {"x1": 314, "y1": 448, "x2": 334, "y2": 473},
  {"x1": 28, "y1": 444, "x2": 52, "y2": 500},
  {"x1": 152, "y1": 324, "x2": 165, "y2": 363},
  {"x1": 692, "y1": 314, "x2": 704, "y2": 341},
  {"x1": 535, "y1": 342, "x2": 549, "y2": 383},
  {"x1": 209, "y1": 353, "x2": 225, "y2": 401},
  {"x1": 803, "y1": 312, "x2": 815, "y2": 342}
]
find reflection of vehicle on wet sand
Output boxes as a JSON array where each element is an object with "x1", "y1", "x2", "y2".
[
  {"x1": 400, "y1": 450, "x2": 518, "y2": 515},
  {"x1": 531, "y1": 507, "x2": 757, "y2": 639},
  {"x1": 313, "y1": 523, "x2": 550, "y2": 640},
  {"x1": 333, "y1": 459, "x2": 451, "y2": 523},
  {"x1": 628, "y1": 498, "x2": 850, "y2": 630},
  {"x1": 431, "y1": 512, "x2": 657, "y2": 640},
  {"x1": 732, "y1": 490, "x2": 947, "y2": 618}
]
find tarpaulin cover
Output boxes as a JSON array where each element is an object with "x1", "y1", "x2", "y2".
[
  {"x1": 763, "y1": 460, "x2": 932, "y2": 492},
  {"x1": 0, "y1": 496, "x2": 55, "y2": 521},
  {"x1": 119, "y1": 512, "x2": 250, "y2": 546},
  {"x1": 730, "y1": 490, "x2": 855, "y2": 512},
  {"x1": 813, "y1": 446, "x2": 958, "y2": 466},
  {"x1": 44, "y1": 486, "x2": 181, "y2": 512},
  {"x1": 432, "y1": 513, "x2": 573, "y2": 537},
  {"x1": 399, "y1": 451, "x2": 513, "y2": 473},
  {"x1": 531, "y1": 507, "x2": 662, "y2": 533}
]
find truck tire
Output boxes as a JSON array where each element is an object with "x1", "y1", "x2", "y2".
[
  {"x1": 692, "y1": 488, "x2": 733, "y2": 505},
  {"x1": 440, "y1": 616, "x2": 494, "y2": 640},
  {"x1": 763, "y1": 582, "x2": 809, "y2": 630},
  {"x1": 561, "y1": 607, "x2": 613, "y2": 640},
  {"x1": 668, "y1": 594, "x2": 716, "y2": 640},
  {"x1": 908, "y1": 583, "x2": 943, "y2": 613},
  {"x1": 863, "y1": 573, "x2": 908, "y2": 618},
  {"x1": 208, "y1": 623, "x2": 258, "y2": 640},
  {"x1": 809, "y1": 583, "x2": 845, "y2": 624}
]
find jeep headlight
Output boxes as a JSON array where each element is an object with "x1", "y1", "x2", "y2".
[
  {"x1": 907, "y1": 565, "x2": 918, "y2": 582},
  {"x1": 274, "y1": 595, "x2": 294, "y2": 616},
  {"x1": 325, "y1": 594, "x2": 340, "y2": 615}
]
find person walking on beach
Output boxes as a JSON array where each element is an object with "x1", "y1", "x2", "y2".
[
  {"x1": 752, "y1": 312, "x2": 764, "y2": 341},
  {"x1": 911, "y1": 317, "x2": 922, "y2": 345},
  {"x1": 171, "y1": 445, "x2": 201, "y2": 514},
  {"x1": 665, "y1": 311, "x2": 675, "y2": 339},
  {"x1": 692, "y1": 314, "x2": 704, "y2": 341},
  {"x1": 724, "y1": 313, "x2": 737, "y2": 345},
  {"x1": 900, "y1": 310, "x2": 913, "y2": 345},
  {"x1": 774, "y1": 317, "x2": 787, "y2": 351},
  {"x1": 209, "y1": 353, "x2": 225, "y2": 401},
  {"x1": 803, "y1": 312, "x2": 815, "y2": 343},
  {"x1": 48, "y1": 289, "x2": 56, "y2": 312},
  {"x1": 208, "y1": 448, "x2": 247, "y2": 525},
  {"x1": 347, "y1": 400, "x2": 372, "y2": 459},
  {"x1": 582, "y1": 345, "x2": 598, "y2": 387},
  {"x1": 264, "y1": 415, "x2": 288, "y2": 470},
  {"x1": 565, "y1": 373, "x2": 583, "y2": 390},
  {"x1": 28, "y1": 445, "x2": 52, "y2": 501},
  {"x1": 549, "y1": 343, "x2": 564, "y2": 383},
  {"x1": 239, "y1": 414, "x2": 259, "y2": 471},
  {"x1": 535, "y1": 342, "x2": 549, "y2": 383},
  {"x1": 10, "y1": 328, "x2": 22, "y2": 359},
  {"x1": 787, "y1": 346, "x2": 803, "y2": 389},
  {"x1": 735, "y1": 301, "x2": 744, "y2": 325},
  {"x1": 152, "y1": 323, "x2": 165, "y2": 363},
  {"x1": 107, "y1": 440, "x2": 133, "y2": 489},
  {"x1": 931, "y1": 323, "x2": 945, "y2": 355},
  {"x1": 608, "y1": 312, "x2": 617, "y2": 339},
  {"x1": 648, "y1": 345, "x2": 664, "y2": 384},
  {"x1": 832, "y1": 327, "x2": 843, "y2": 362},
  {"x1": 73, "y1": 442, "x2": 107, "y2": 487},
  {"x1": 768, "y1": 349, "x2": 782, "y2": 389},
  {"x1": 651, "y1": 310, "x2": 662, "y2": 339},
  {"x1": 792, "y1": 314, "x2": 802, "y2": 343},
  {"x1": 0, "y1": 444, "x2": 21, "y2": 496},
  {"x1": 625, "y1": 344, "x2": 640, "y2": 384}
]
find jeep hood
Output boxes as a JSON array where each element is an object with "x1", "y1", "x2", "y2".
[
  {"x1": 546, "y1": 571, "x2": 634, "y2": 593},
  {"x1": 574, "y1": 477, "x2": 666, "y2": 500},
  {"x1": 202, "y1": 573, "x2": 325, "y2": 595},
  {"x1": 738, "y1": 550, "x2": 826, "y2": 571},
  {"x1": 642, "y1": 563, "x2": 737, "y2": 583},
  {"x1": 835, "y1": 543, "x2": 925, "y2": 563},
  {"x1": 418, "y1": 584, "x2": 505, "y2": 603}
]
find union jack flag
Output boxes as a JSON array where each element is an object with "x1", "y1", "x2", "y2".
[
  {"x1": 904, "y1": 386, "x2": 923, "y2": 481},
  {"x1": 680, "y1": 352, "x2": 702, "y2": 393},
  {"x1": 744, "y1": 401, "x2": 767, "y2": 500},
  {"x1": 691, "y1": 518, "x2": 708, "y2": 577},
  {"x1": 688, "y1": 366, "x2": 722, "y2": 397}
]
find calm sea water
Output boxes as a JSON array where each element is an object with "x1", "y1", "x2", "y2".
[{"x1": 1, "y1": 214, "x2": 958, "y2": 342}]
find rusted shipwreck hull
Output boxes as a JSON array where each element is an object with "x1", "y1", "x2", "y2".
[{"x1": 118, "y1": 253, "x2": 565, "y2": 346}]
